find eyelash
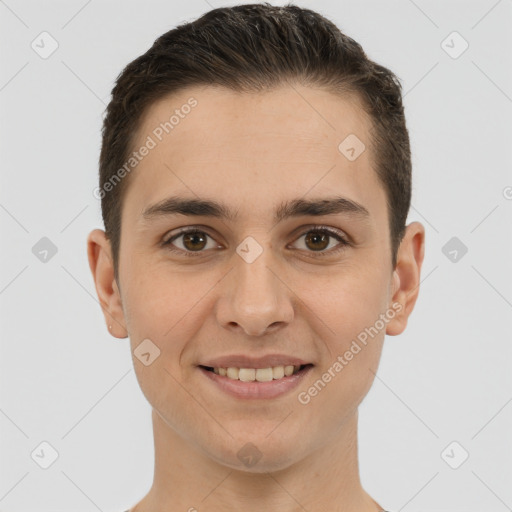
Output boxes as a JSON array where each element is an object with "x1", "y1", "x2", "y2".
[{"x1": 161, "y1": 225, "x2": 351, "y2": 259}]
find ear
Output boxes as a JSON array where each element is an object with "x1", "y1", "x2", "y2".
[
  {"x1": 87, "y1": 229, "x2": 128, "y2": 338},
  {"x1": 386, "y1": 221, "x2": 425, "y2": 336}
]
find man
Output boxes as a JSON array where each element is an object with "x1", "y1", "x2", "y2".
[{"x1": 88, "y1": 4, "x2": 425, "y2": 511}]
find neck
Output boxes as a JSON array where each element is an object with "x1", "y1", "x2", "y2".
[{"x1": 131, "y1": 409, "x2": 383, "y2": 512}]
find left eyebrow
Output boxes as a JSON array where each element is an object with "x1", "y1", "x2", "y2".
[{"x1": 140, "y1": 195, "x2": 371, "y2": 224}]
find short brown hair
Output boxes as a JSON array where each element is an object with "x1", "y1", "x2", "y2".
[{"x1": 98, "y1": 3, "x2": 411, "y2": 281}]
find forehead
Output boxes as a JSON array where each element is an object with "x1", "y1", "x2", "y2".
[
  {"x1": 123, "y1": 84, "x2": 385, "y2": 227},
  {"x1": 136, "y1": 83, "x2": 372, "y2": 160}
]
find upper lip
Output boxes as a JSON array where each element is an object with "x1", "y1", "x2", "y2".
[{"x1": 199, "y1": 354, "x2": 313, "y2": 369}]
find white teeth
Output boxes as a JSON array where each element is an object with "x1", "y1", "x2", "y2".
[
  {"x1": 211, "y1": 365, "x2": 303, "y2": 381},
  {"x1": 227, "y1": 367, "x2": 239, "y2": 379},
  {"x1": 239, "y1": 368, "x2": 256, "y2": 382},
  {"x1": 256, "y1": 368, "x2": 273, "y2": 382},
  {"x1": 272, "y1": 366, "x2": 285, "y2": 379}
]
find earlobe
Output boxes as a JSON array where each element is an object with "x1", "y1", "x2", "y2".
[
  {"x1": 87, "y1": 229, "x2": 128, "y2": 338},
  {"x1": 385, "y1": 221, "x2": 425, "y2": 336}
]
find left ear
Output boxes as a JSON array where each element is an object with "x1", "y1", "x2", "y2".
[{"x1": 386, "y1": 221, "x2": 425, "y2": 336}]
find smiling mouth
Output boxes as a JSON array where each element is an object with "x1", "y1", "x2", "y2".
[{"x1": 199, "y1": 364, "x2": 313, "y2": 382}]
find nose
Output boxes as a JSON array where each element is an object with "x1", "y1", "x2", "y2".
[{"x1": 215, "y1": 243, "x2": 294, "y2": 337}]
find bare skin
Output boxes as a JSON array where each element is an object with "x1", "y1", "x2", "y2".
[{"x1": 88, "y1": 83, "x2": 425, "y2": 512}]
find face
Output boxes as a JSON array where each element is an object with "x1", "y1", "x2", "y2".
[{"x1": 88, "y1": 84, "x2": 424, "y2": 473}]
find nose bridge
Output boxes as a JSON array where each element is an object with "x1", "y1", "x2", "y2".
[
  {"x1": 236, "y1": 245, "x2": 278, "y2": 306},
  {"x1": 216, "y1": 235, "x2": 294, "y2": 335}
]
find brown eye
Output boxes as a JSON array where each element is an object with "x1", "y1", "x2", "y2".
[
  {"x1": 304, "y1": 231, "x2": 330, "y2": 251},
  {"x1": 291, "y1": 227, "x2": 350, "y2": 256},
  {"x1": 162, "y1": 225, "x2": 350, "y2": 259},
  {"x1": 182, "y1": 231, "x2": 208, "y2": 251},
  {"x1": 163, "y1": 228, "x2": 219, "y2": 257}
]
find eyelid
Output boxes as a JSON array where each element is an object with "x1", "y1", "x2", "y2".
[
  {"x1": 162, "y1": 225, "x2": 218, "y2": 245},
  {"x1": 290, "y1": 224, "x2": 349, "y2": 243}
]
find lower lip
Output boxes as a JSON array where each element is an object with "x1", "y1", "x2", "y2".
[{"x1": 198, "y1": 365, "x2": 314, "y2": 400}]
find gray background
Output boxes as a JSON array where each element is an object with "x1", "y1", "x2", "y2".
[{"x1": 1, "y1": 0, "x2": 511, "y2": 511}]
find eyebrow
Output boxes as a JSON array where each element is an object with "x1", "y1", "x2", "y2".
[{"x1": 140, "y1": 195, "x2": 371, "y2": 224}]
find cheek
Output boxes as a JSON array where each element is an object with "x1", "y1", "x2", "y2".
[
  {"x1": 121, "y1": 267, "x2": 202, "y2": 417},
  {"x1": 122, "y1": 259, "x2": 202, "y2": 338},
  {"x1": 300, "y1": 267, "x2": 388, "y2": 395},
  {"x1": 301, "y1": 264, "x2": 389, "y2": 340}
]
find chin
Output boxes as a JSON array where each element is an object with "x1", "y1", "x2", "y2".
[{"x1": 208, "y1": 434, "x2": 303, "y2": 474}]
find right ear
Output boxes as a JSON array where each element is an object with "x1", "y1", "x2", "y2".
[
  {"x1": 385, "y1": 221, "x2": 425, "y2": 336},
  {"x1": 87, "y1": 229, "x2": 128, "y2": 338}
]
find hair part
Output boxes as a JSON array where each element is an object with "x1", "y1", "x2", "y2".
[{"x1": 99, "y1": 3, "x2": 411, "y2": 282}]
